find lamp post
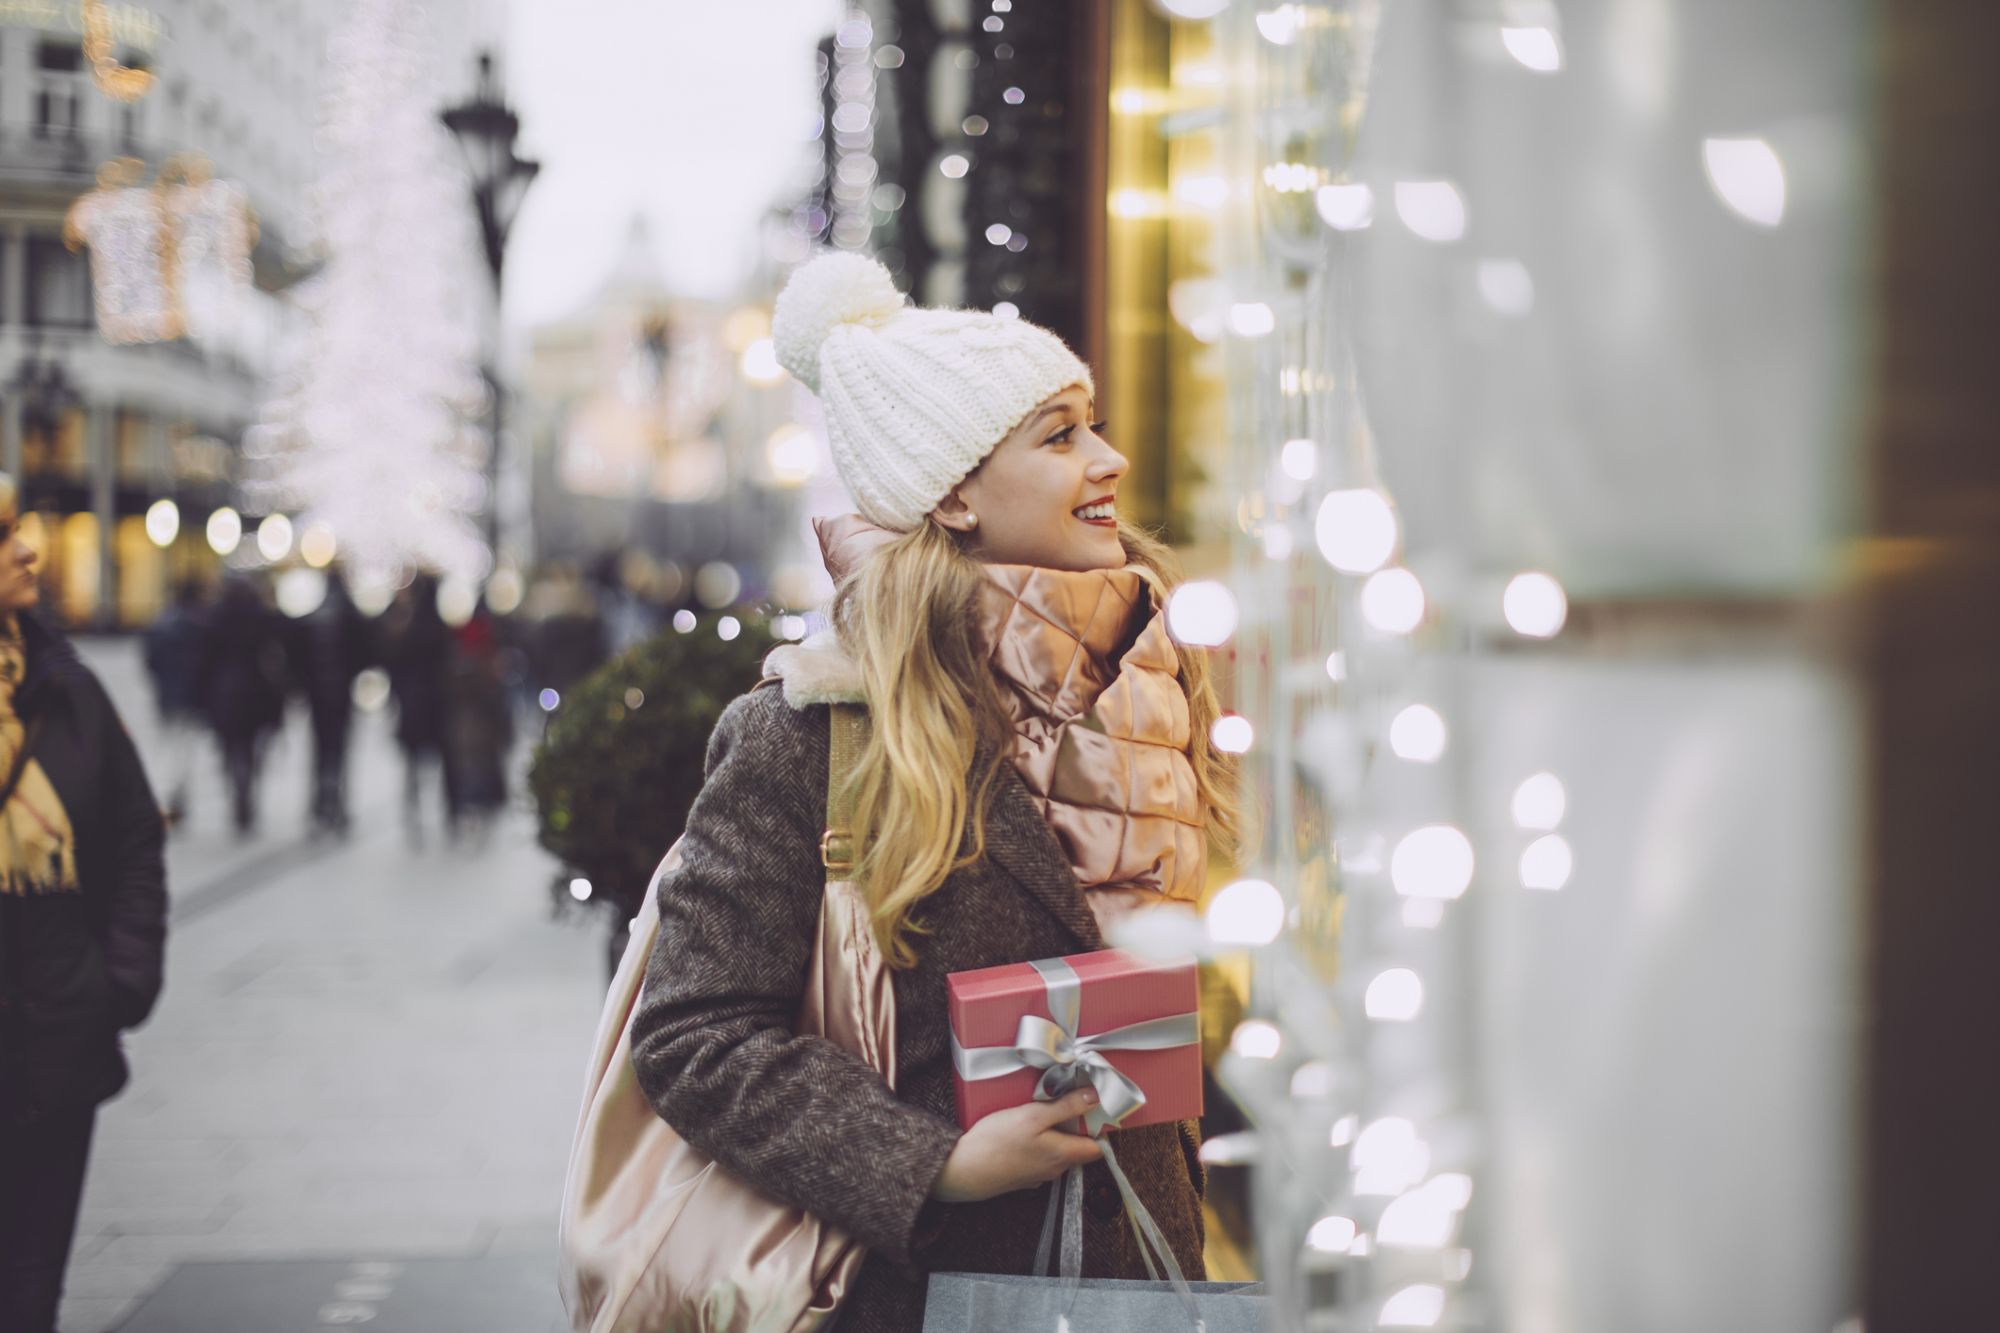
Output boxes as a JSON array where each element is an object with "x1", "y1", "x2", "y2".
[{"x1": 440, "y1": 50, "x2": 539, "y2": 558}]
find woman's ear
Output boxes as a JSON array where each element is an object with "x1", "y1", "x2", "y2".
[{"x1": 928, "y1": 491, "x2": 979, "y2": 534}]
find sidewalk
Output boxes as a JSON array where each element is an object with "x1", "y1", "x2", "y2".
[{"x1": 60, "y1": 639, "x2": 607, "y2": 1333}]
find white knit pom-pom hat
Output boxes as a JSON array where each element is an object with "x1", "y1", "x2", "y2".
[{"x1": 771, "y1": 251, "x2": 1094, "y2": 533}]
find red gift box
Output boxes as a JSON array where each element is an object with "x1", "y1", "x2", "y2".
[{"x1": 946, "y1": 948, "x2": 1202, "y2": 1134}]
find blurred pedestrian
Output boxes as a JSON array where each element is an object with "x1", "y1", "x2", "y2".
[
  {"x1": 382, "y1": 573, "x2": 457, "y2": 847},
  {"x1": 140, "y1": 578, "x2": 210, "y2": 828},
  {"x1": 286, "y1": 573, "x2": 372, "y2": 837},
  {"x1": 201, "y1": 576, "x2": 288, "y2": 837},
  {"x1": 444, "y1": 606, "x2": 513, "y2": 845},
  {"x1": 0, "y1": 474, "x2": 167, "y2": 1332}
]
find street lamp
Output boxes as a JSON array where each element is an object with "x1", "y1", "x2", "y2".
[
  {"x1": 440, "y1": 51, "x2": 539, "y2": 287},
  {"x1": 440, "y1": 51, "x2": 538, "y2": 557}
]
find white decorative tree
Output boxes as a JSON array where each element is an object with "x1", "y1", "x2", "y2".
[{"x1": 248, "y1": 0, "x2": 492, "y2": 601}]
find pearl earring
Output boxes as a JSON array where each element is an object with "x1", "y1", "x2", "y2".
[{"x1": 964, "y1": 513, "x2": 979, "y2": 529}]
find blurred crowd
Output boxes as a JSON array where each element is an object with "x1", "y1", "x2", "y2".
[{"x1": 133, "y1": 558, "x2": 683, "y2": 846}]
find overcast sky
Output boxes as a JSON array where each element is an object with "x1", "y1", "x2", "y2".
[{"x1": 500, "y1": 0, "x2": 841, "y2": 333}]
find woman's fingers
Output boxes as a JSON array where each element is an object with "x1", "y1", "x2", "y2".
[{"x1": 1038, "y1": 1086, "x2": 1099, "y2": 1127}]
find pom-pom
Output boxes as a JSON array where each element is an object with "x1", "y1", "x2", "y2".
[{"x1": 771, "y1": 252, "x2": 905, "y2": 392}]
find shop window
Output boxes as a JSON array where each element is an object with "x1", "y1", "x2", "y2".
[
  {"x1": 115, "y1": 514, "x2": 160, "y2": 627},
  {"x1": 27, "y1": 239, "x2": 92, "y2": 328},
  {"x1": 22, "y1": 406, "x2": 86, "y2": 479},
  {"x1": 58, "y1": 510, "x2": 98, "y2": 625},
  {"x1": 115, "y1": 410, "x2": 150, "y2": 480}
]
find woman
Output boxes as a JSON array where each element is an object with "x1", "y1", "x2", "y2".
[
  {"x1": 0, "y1": 476, "x2": 168, "y2": 1331},
  {"x1": 631, "y1": 255, "x2": 1238, "y2": 1331}
]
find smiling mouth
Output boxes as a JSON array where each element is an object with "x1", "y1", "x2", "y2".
[{"x1": 1072, "y1": 499, "x2": 1117, "y2": 526}]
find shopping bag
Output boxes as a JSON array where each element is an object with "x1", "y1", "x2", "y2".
[{"x1": 922, "y1": 1274, "x2": 1267, "y2": 1332}]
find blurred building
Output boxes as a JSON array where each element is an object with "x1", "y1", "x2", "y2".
[
  {"x1": 0, "y1": 0, "x2": 496, "y2": 629},
  {"x1": 521, "y1": 218, "x2": 810, "y2": 613}
]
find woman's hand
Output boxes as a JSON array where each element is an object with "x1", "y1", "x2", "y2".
[{"x1": 930, "y1": 1088, "x2": 1105, "y2": 1203}]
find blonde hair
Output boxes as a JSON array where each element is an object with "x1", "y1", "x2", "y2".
[{"x1": 832, "y1": 521, "x2": 1241, "y2": 968}]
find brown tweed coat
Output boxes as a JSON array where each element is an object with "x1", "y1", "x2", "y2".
[{"x1": 631, "y1": 678, "x2": 1206, "y2": 1333}]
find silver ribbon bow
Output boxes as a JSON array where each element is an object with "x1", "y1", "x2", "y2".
[{"x1": 949, "y1": 957, "x2": 1206, "y2": 1330}]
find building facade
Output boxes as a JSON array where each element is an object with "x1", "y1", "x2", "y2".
[{"x1": 0, "y1": 0, "x2": 495, "y2": 628}]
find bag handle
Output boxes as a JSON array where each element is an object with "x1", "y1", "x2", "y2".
[
  {"x1": 820, "y1": 702, "x2": 866, "y2": 878},
  {"x1": 0, "y1": 714, "x2": 45, "y2": 812}
]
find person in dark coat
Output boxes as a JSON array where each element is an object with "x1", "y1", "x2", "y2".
[
  {"x1": 628, "y1": 259, "x2": 1239, "y2": 1331},
  {"x1": 443, "y1": 607, "x2": 512, "y2": 844},
  {"x1": 139, "y1": 579, "x2": 209, "y2": 826},
  {"x1": 200, "y1": 576, "x2": 288, "y2": 835},
  {"x1": 382, "y1": 574, "x2": 457, "y2": 847},
  {"x1": 285, "y1": 573, "x2": 372, "y2": 836},
  {"x1": 0, "y1": 476, "x2": 168, "y2": 1331}
]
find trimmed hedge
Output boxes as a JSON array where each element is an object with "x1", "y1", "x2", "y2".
[{"x1": 528, "y1": 616, "x2": 781, "y2": 919}]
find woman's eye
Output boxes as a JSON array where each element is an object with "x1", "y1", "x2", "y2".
[
  {"x1": 1089, "y1": 420, "x2": 1109, "y2": 436},
  {"x1": 1046, "y1": 426, "x2": 1074, "y2": 445}
]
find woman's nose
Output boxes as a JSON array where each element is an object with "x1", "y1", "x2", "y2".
[{"x1": 1087, "y1": 437, "x2": 1129, "y2": 483}]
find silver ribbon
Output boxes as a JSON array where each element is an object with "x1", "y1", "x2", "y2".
[{"x1": 951, "y1": 957, "x2": 1205, "y2": 1330}]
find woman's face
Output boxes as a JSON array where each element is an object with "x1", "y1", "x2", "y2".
[
  {"x1": 0, "y1": 491, "x2": 39, "y2": 616},
  {"x1": 933, "y1": 386, "x2": 1129, "y2": 571}
]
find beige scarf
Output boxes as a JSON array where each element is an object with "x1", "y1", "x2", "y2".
[
  {"x1": 0, "y1": 622, "x2": 79, "y2": 896},
  {"x1": 973, "y1": 563, "x2": 1207, "y2": 930}
]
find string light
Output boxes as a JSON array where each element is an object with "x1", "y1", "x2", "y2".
[
  {"x1": 1511, "y1": 772, "x2": 1567, "y2": 829},
  {"x1": 1503, "y1": 571, "x2": 1568, "y2": 637},
  {"x1": 1316, "y1": 181, "x2": 1374, "y2": 230},
  {"x1": 1316, "y1": 489, "x2": 1398, "y2": 572},
  {"x1": 1364, "y1": 968, "x2": 1425, "y2": 1021},
  {"x1": 1393, "y1": 180, "x2": 1467, "y2": 242},
  {"x1": 1390, "y1": 826, "x2": 1475, "y2": 900},
  {"x1": 1389, "y1": 704, "x2": 1448, "y2": 762},
  {"x1": 1379, "y1": 1284, "x2": 1447, "y2": 1327},
  {"x1": 1207, "y1": 878, "x2": 1285, "y2": 946},
  {"x1": 1520, "y1": 834, "x2": 1574, "y2": 890},
  {"x1": 1212, "y1": 714, "x2": 1255, "y2": 753},
  {"x1": 1230, "y1": 1020, "x2": 1283, "y2": 1059},
  {"x1": 1362, "y1": 567, "x2": 1426, "y2": 633},
  {"x1": 1280, "y1": 437, "x2": 1318, "y2": 480},
  {"x1": 144, "y1": 499, "x2": 179, "y2": 547},
  {"x1": 1167, "y1": 580, "x2": 1239, "y2": 645},
  {"x1": 206, "y1": 506, "x2": 242, "y2": 556},
  {"x1": 1500, "y1": 26, "x2": 1563, "y2": 73},
  {"x1": 1306, "y1": 1215, "x2": 1358, "y2": 1253},
  {"x1": 1703, "y1": 137, "x2": 1787, "y2": 227},
  {"x1": 256, "y1": 513, "x2": 294, "y2": 562},
  {"x1": 1352, "y1": 1117, "x2": 1431, "y2": 1195}
]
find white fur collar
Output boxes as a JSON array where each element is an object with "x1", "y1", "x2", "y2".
[{"x1": 761, "y1": 631, "x2": 865, "y2": 708}]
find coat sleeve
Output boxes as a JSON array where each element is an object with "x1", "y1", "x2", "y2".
[
  {"x1": 91, "y1": 676, "x2": 168, "y2": 1028},
  {"x1": 630, "y1": 687, "x2": 961, "y2": 1265}
]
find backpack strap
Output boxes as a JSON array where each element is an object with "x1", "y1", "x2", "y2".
[{"x1": 820, "y1": 702, "x2": 867, "y2": 879}]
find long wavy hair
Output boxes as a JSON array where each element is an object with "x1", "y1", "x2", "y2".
[{"x1": 831, "y1": 519, "x2": 1242, "y2": 968}]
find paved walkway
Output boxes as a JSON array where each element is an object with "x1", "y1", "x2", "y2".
[{"x1": 58, "y1": 639, "x2": 608, "y2": 1333}]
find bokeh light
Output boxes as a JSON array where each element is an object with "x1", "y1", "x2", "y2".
[
  {"x1": 1167, "y1": 580, "x2": 1238, "y2": 645},
  {"x1": 1503, "y1": 571, "x2": 1568, "y2": 637},
  {"x1": 1362, "y1": 567, "x2": 1426, "y2": 633},
  {"x1": 1207, "y1": 878, "x2": 1285, "y2": 946},
  {"x1": 144, "y1": 499, "x2": 179, "y2": 548},
  {"x1": 1389, "y1": 704, "x2": 1447, "y2": 762},
  {"x1": 1511, "y1": 772, "x2": 1567, "y2": 829},
  {"x1": 1365, "y1": 968, "x2": 1425, "y2": 1021},
  {"x1": 1391, "y1": 825, "x2": 1475, "y2": 899},
  {"x1": 1315, "y1": 489, "x2": 1398, "y2": 573}
]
